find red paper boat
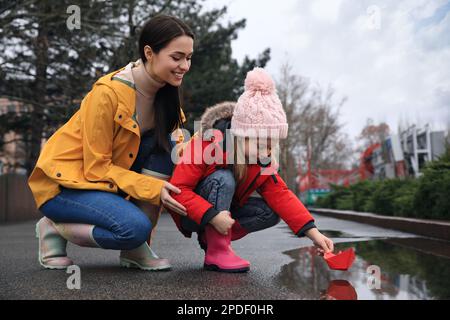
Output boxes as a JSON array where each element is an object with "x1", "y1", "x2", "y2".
[{"x1": 324, "y1": 248, "x2": 355, "y2": 271}]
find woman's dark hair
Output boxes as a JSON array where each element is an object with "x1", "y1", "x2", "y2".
[{"x1": 138, "y1": 15, "x2": 194, "y2": 152}]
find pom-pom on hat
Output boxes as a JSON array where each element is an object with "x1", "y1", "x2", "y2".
[{"x1": 231, "y1": 67, "x2": 288, "y2": 139}]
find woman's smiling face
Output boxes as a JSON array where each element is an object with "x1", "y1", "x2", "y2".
[{"x1": 144, "y1": 35, "x2": 194, "y2": 87}]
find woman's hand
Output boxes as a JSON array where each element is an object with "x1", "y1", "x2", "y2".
[
  {"x1": 160, "y1": 181, "x2": 187, "y2": 216},
  {"x1": 209, "y1": 211, "x2": 235, "y2": 235},
  {"x1": 305, "y1": 228, "x2": 334, "y2": 255}
]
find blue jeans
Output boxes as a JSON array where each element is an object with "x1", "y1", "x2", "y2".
[
  {"x1": 181, "y1": 169, "x2": 280, "y2": 233},
  {"x1": 40, "y1": 129, "x2": 175, "y2": 250},
  {"x1": 40, "y1": 187, "x2": 151, "y2": 250}
]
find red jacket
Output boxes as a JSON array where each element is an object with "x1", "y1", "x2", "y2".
[{"x1": 168, "y1": 102, "x2": 314, "y2": 238}]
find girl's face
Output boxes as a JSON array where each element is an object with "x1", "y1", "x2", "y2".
[
  {"x1": 144, "y1": 35, "x2": 194, "y2": 87},
  {"x1": 243, "y1": 137, "x2": 273, "y2": 163}
]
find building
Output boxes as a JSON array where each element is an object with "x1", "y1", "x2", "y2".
[
  {"x1": 372, "y1": 125, "x2": 447, "y2": 179},
  {"x1": 371, "y1": 134, "x2": 407, "y2": 180},
  {"x1": 400, "y1": 125, "x2": 446, "y2": 178},
  {"x1": 0, "y1": 98, "x2": 30, "y2": 175}
]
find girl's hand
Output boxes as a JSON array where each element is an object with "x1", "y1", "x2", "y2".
[
  {"x1": 305, "y1": 228, "x2": 334, "y2": 255},
  {"x1": 210, "y1": 211, "x2": 235, "y2": 235},
  {"x1": 160, "y1": 182, "x2": 187, "y2": 216}
]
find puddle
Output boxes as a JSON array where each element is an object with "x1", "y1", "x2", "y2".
[
  {"x1": 320, "y1": 230, "x2": 365, "y2": 239},
  {"x1": 281, "y1": 226, "x2": 367, "y2": 239},
  {"x1": 277, "y1": 238, "x2": 450, "y2": 300}
]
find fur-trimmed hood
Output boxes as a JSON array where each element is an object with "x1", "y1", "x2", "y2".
[{"x1": 200, "y1": 101, "x2": 235, "y2": 132}]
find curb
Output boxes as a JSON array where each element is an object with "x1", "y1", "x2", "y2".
[{"x1": 310, "y1": 208, "x2": 450, "y2": 241}]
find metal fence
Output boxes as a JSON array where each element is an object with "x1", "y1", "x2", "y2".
[{"x1": 0, "y1": 173, "x2": 41, "y2": 223}]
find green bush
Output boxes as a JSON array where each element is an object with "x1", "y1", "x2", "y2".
[
  {"x1": 315, "y1": 194, "x2": 331, "y2": 208},
  {"x1": 350, "y1": 181, "x2": 379, "y2": 212},
  {"x1": 364, "y1": 179, "x2": 407, "y2": 216},
  {"x1": 335, "y1": 194, "x2": 354, "y2": 210},
  {"x1": 315, "y1": 184, "x2": 351, "y2": 209},
  {"x1": 392, "y1": 179, "x2": 419, "y2": 217},
  {"x1": 413, "y1": 151, "x2": 450, "y2": 220},
  {"x1": 314, "y1": 146, "x2": 449, "y2": 220}
]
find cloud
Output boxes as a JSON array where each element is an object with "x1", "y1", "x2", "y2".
[{"x1": 310, "y1": 0, "x2": 343, "y2": 23}]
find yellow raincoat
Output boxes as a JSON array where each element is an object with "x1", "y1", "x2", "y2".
[{"x1": 28, "y1": 61, "x2": 186, "y2": 209}]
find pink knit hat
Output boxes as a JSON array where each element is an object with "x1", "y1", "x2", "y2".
[{"x1": 231, "y1": 67, "x2": 288, "y2": 139}]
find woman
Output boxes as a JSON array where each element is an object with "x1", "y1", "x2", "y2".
[{"x1": 28, "y1": 15, "x2": 193, "y2": 271}]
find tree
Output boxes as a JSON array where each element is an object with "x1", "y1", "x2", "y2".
[
  {"x1": 277, "y1": 62, "x2": 309, "y2": 190},
  {"x1": 357, "y1": 118, "x2": 390, "y2": 149},
  {"x1": 276, "y1": 62, "x2": 352, "y2": 191},
  {"x1": 0, "y1": 0, "x2": 121, "y2": 173}
]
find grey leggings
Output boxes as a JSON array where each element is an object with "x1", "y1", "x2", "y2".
[{"x1": 181, "y1": 169, "x2": 280, "y2": 233}]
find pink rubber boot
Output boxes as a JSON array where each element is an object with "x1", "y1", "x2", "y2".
[
  {"x1": 53, "y1": 223, "x2": 100, "y2": 248},
  {"x1": 198, "y1": 221, "x2": 248, "y2": 252},
  {"x1": 120, "y1": 242, "x2": 171, "y2": 271},
  {"x1": 36, "y1": 217, "x2": 74, "y2": 270},
  {"x1": 203, "y1": 225, "x2": 250, "y2": 273}
]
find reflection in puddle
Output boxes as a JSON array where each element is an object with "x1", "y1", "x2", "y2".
[
  {"x1": 322, "y1": 280, "x2": 357, "y2": 300},
  {"x1": 282, "y1": 227, "x2": 369, "y2": 239},
  {"x1": 278, "y1": 238, "x2": 450, "y2": 300},
  {"x1": 320, "y1": 230, "x2": 364, "y2": 239}
]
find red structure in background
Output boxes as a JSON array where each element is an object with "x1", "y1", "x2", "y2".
[
  {"x1": 298, "y1": 143, "x2": 380, "y2": 195},
  {"x1": 298, "y1": 168, "x2": 360, "y2": 193},
  {"x1": 358, "y1": 143, "x2": 380, "y2": 180}
]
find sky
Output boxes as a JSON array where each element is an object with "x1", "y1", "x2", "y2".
[{"x1": 202, "y1": 0, "x2": 450, "y2": 141}]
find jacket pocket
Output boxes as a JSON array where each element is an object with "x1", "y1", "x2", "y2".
[{"x1": 51, "y1": 162, "x2": 84, "y2": 183}]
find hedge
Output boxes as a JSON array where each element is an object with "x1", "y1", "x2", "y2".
[{"x1": 315, "y1": 148, "x2": 450, "y2": 220}]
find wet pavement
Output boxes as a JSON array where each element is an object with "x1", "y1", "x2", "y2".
[{"x1": 1, "y1": 213, "x2": 449, "y2": 300}]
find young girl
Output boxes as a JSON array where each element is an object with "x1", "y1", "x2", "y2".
[
  {"x1": 28, "y1": 15, "x2": 191, "y2": 271},
  {"x1": 169, "y1": 68, "x2": 334, "y2": 273}
]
